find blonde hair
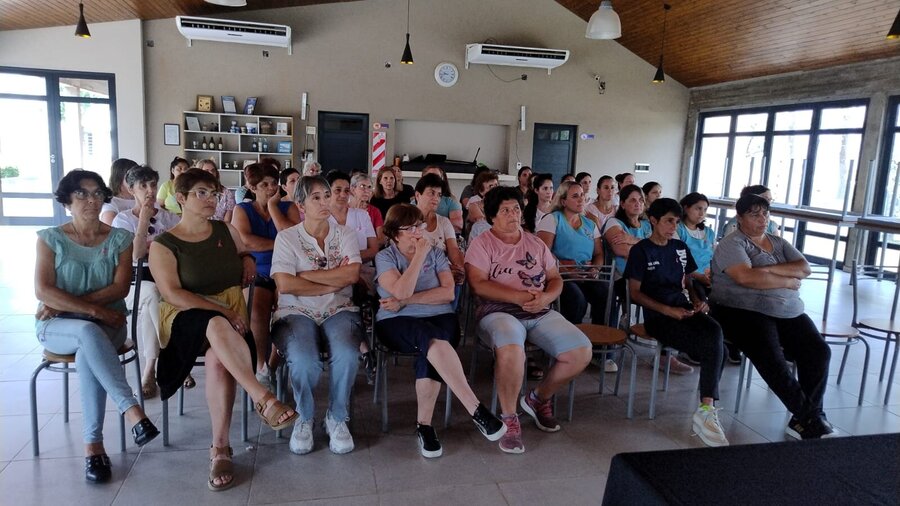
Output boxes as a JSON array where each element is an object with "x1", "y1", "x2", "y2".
[{"x1": 551, "y1": 180, "x2": 580, "y2": 212}]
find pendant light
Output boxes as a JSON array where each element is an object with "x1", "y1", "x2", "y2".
[
  {"x1": 74, "y1": 2, "x2": 91, "y2": 38},
  {"x1": 585, "y1": 1, "x2": 621, "y2": 40},
  {"x1": 400, "y1": 0, "x2": 413, "y2": 64},
  {"x1": 652, "y1": 4, "x2": 671, "y2": 84},
  {"x1": 888, "y1": 8, "x2": 900, "y2": 39}
]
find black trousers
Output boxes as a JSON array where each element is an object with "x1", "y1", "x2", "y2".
[
  {"x1": 645, "y1": 312, "x2": 725, "y2": 400},
  {"x1": 561, "y1": 280, "x2": 611, "y2": 326},
  {"x1": 711, "y1": 304, "x2": 830, "y2": 419}
]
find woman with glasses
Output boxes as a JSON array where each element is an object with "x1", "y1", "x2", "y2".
[
  {"x1": 36, "y1": 170, "x2": 159, "y2": 483},
  {"x1": 196, "y1": 159, "x2": 236, "y2": 223},
  {"x1": 710, "y1": 194, "x2": 833, "y2": 440},
  {"x1": 350, "y1": 173, "x2": 384, "y2": 244},
  {"x1": 231, "y1": 163, "x2": 301, "y2": 387},
  {"x1": 270, "y1": 175, "x2": 364, "y2": 456},
  {"x1": 111, "y1": 165, "x2": 180, "y2": 398},
  {"x1": 150, "y1": 168, "x2": 296, "y2": 491},
  {"x1": 375, "y1": 204, "x2": 506, "y2": 458},
  {"x1": 157, "y1": 157, "x2": 190, "y2": 215}
]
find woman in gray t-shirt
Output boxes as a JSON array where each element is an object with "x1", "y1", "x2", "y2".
[{"x1": 709, "y1": 194, "x2": 834, "y2": 440}]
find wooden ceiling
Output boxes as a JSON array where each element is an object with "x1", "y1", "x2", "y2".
[
  {"x1": 1, "y1": 0, "x2": 899, "y2": 87},
  {"x1": 560, "y1": 0, "x2": 900, "y2": 87}
]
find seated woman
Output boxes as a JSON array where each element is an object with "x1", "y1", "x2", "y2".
[
  {"x1": 422, "y1": 165, "x2": 463, "y2": 233},
  {"x1": 465, "y1": 170, "x2": 499, "y2": 240},
  {"x1": 624, "y1": 198, "x2": 728, "y2": 447},
  {"x1": 375, "y1": 204, "x2": 506, "y2": 458},
  {"x1": 302, "y1": 160, "x2": 322, "y2": 177},
  {"x1": 603, "y1": 185, "x2": 692, "y2": 375},
  {"x1": 709, "y1": 194, "x2": 834, "y2": 440},
  {"x1": 677, "y1": 192, "x2": 715, "y2": 300},
  {"x1": 612, "y1": 172, "x2": 635, "y2": 206},
  {"x1": 197, "y1": 159, "x2": 236, "y2": 223},
  {"x1": 460, "y1": 166, "x2": 491, "y2": 211},
  {"x1": 370, "y1": 167, "x2": 406, "y2": 220},
  {"x1": 522, "y1": 173, "x2": 554, "y2": 234},
  {"x1": 100, "y1": 158, "x2": 138, "y2": 225},
  {"x1": 585, "y1": 175, "x2": 617, "y2": 230},
  {"x1": 575, "y1": 172, "x2": 592, "y2": 203},
  {"x1": 111, "y1": 165, "x2": 180, "y2": 398},
  {"x1": 515, "y1": 165, "x2": 533, "y2": 202},
  {"x1": 350, "y1": 173, "x2": 384, "y2": 244},
  {"x1": 150, "y1": 169, "x2": 296, "y2": 491},
  {"x1": 721, "y1": 185, "x2": 779, "y2": 238},
  {"x1": 36, "y1": 170, "x2": 159, "y2": 483},
  {"x1": 415, "y1": 174, "x2": 465, "y2": 288},
  {"x1": 465, "y1": 186, "x2": 592, "y2": 454},
  {"x1": 270, "y1": 175, "x2": 364, "y2": 456},
  {"x1": 156, "y1": 156, "x2": 190, "y2": 215},
  {"x1": 642, "y1": 181, "x2": 663, "y2": 209},
  {"x1": 327, "y1": 171, "x2": 379, "y2": 267},
  {"x1": 231, "y1": 162, "x2": 301, "y2": 386}
]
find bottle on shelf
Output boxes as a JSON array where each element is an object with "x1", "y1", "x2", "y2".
[
  {"x1": 224, "y1": 162, "x2": 230, "y2": 170},
  {"x1": 218, "y1": 137, "x2": 224, "y2": 150},
  {"x1": 285, "y1": 159, "x2": 292, "y2": 169},
  {"x1": 262, "y1": 139, "x2": 269, "y2": 153},
  {"x1": 201, "y1": 136, "x2": 208, "y2": 150},
  {"x1": 250, "y1": 138, "x2": 258, "y2": 152}
]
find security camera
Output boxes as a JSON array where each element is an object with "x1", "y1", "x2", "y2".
[
  {"x1": 384, "y1": 61, "x2": 392, "y2": 68},
  {"x1": 593, "y1": 74, "x2": 602, "y2": 81}
]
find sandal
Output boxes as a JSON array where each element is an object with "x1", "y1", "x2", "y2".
[
  {"x1": 526, "y1": 359, "x2": 545, "y2": 381},
  {"x1": 183, "y1": 374, "x2": 196, "y2": 389},
  {"x1": 208, "y1": 446, "x2": 235, "y2": 491},
  {"x1": 141, "y1": 378, "x2": 158, "y2": 399},
  {"x1": 254, "y1": 391, "x2": 298, "y2": 431}
]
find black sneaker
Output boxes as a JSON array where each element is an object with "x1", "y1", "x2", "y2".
[
  {"x1": 785, "y1": 415, "x2": 837, "y2": 440},
  {"x1": 416, "y1": 424, "x2": 442, "y2": 458},
  {"x1": 726, "y1": 344, "x2": 742, "y2": 365},
  {"x1": 471, "y1": 403, "x2": 508, "y2": 442}
]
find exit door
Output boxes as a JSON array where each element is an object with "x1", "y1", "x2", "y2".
[
  {"x1": 317, "y1": 111, "x2": 369, "y2": 174},
  {"x1": 532, "y1": 123, "x2": 577, "y2": 183}
]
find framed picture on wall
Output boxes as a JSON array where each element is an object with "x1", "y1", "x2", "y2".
[
  {"x1": 164, "y1": 124, "x2": 180, "y2": 146},
  {"x1": 185, "y1": 116, "x2": 201, "y2": 131},
  {"x1": 244, "y1": 97, "x2": 258, "y2": 115},
  {"x1": 222, "y1": 96, "x2": 237, "y2": 114}
]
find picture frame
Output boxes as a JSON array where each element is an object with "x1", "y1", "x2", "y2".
[
  {"x1": 197, "y1": 95, "x2": 213, "y2": 112},
  {"x1": 276, "y1": 122, "x2": 289, "y2": 135},
  {"x1": 164, "y1": 123, "x2": 180, "y2": 146},
  {"x1": 185, "y1": 116, "x2": 201, "y2": 131},
  {"x1": 221, "y1": 96, "x2": 237, "y2": 114},
  {"x1": 244, "y1": 97, "x2": 258, "y2": 115},
  {"x1": 276, "y1": 141, "x2": 292, "y2": 154}
]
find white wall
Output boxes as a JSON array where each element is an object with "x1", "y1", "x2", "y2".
[
  {"x1": 0, "y1": 19, "x2": 147, "y2": 164},
  {"x1": 395, "y1": 120, "x2": 508, "y2": 169}
]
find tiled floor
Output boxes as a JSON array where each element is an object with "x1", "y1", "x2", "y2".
[{"x1": 1, "y1": 225, "x2": 898, "y2": 505}]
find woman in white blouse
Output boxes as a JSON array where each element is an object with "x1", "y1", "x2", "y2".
[{"x1": 414, "y1": 173, "x2": 465, "y2": 286}]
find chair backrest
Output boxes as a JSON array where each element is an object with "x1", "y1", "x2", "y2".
[
  {"x1": 557, "y1": 263, "x2": 616, "y2": 326},
  {"x1": 850, "y1": 259, "x2": 899, "y2": 324},
  {"x1": 129, "y1": 258, "x2": 144, "y2": 353}
]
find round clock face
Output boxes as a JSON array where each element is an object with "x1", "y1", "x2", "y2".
[{"x1": 434, "y1": 62, "x2": 458, "y2": 87}]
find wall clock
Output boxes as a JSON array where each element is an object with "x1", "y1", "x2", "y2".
[{"x1": 434, "y1": 62, "x2": 459, "y2": 87}]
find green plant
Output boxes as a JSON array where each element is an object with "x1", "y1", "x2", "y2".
[{"x1": 0, "y1": 166, "x2": 20, "y2": 178}]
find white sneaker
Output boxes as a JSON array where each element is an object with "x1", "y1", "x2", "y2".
[
  {"x1": 692, "y1": 405, "x2": 729, "y2": 447},
  {"x1": 324, "y1": 412, "x2": 354, "y2": 454},
  {"x1": 604, "y1": 359, "x2": 619, "y2": 373},
  {"x1": 255, "y1": 365, "x2": 273, "y2": 390},
  {"x1": 289, "y1": 419, "x2": 314, "y2": 455}
]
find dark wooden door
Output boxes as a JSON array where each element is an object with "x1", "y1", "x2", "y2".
[
  {"x1": 318, "y1": 111, "x2": 369, "y2": 174},
  {"x1": 532, "y1": 123, "x2": 577, "y2": 183}
]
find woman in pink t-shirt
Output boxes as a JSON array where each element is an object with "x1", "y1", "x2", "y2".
[{"x1": 464, "y1": 186, "x2": 591, "y2": 454}]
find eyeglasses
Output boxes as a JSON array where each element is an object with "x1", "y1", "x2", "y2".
[
  {"x1": 147, "y1": 216, "x2": 157, "y2": 235},
  {"x1": 187, "y1": 189, "x2": 223, "y2": 201},
  {"x1": 354, "y1": 184, "x2": 373, "y2": 191},
  {"x1": 398, "y1": 222, "x2": 427, "y2": 233},
  {"x1": 72, "y1": 189, "x2": 108, "y2": 201}
]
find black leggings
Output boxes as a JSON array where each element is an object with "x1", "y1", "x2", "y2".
[
  {"x1": 645, "y1": 312, "x2": 725, "y2": 400},
  {"x1": 711, "y1": 305, "x2": 830, "y2": 419}
]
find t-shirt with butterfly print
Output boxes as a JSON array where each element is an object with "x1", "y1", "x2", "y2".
[{"x1": 464, "y1": 229, "x2": 556, "y2": 320}]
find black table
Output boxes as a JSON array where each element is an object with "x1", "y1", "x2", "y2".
[{"x1": 602, "y1": 434, "x2": 900, "y2": 505}]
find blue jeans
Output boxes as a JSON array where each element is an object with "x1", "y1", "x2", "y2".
[
  {"x1": 271, "y1": 311, "x2": 363, "y2": 422},
  {"x1": 36, "y1": 317, "x2": 137, "y2": 444}
]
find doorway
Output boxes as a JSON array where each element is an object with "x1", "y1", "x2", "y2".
[
  {"x1": 317, "y1": 111, "x2": 369, "y2": 174},
  {"x1": 0, "y1": 67, "x2": 117, "y2": 225},
  {"x1": 532, "y1": 123, "x2": 577, "y2": 184}
]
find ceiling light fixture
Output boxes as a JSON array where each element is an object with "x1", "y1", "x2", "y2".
[
  {"x1": 888, "y1": 8, "x2": 900, "y2": 39},
  {"x1": 74, "y1": 2, "x2": 91, "y2": 38},
  {"x1": 585, "y1": 1, "x2": 621, "y2": 40},
  {"x1": 652, "y1": 3, "x2": 671, "y2": 84},
  {"x1": 204, "y1": 0, "x2": 248, "y2": 6},
  {"x1": 401, "y1": 0, "x2": 413, "y2": 64}
]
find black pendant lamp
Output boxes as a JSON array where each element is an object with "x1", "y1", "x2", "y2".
[
  {"x1": 652, "y1": 4, "x2": 671, "y2": 83},
  {"x1": 888, "y1": 8, "x2": 900, "y2": 39},
  {"x1": 75, "y1": 2, "x2": 91, "y2": 38},
  {"x1": 400, "y1": 0, "x2": 413, "y2": 64}
]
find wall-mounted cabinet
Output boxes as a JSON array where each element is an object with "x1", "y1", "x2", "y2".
[{"x1": 183, "y1": 111, "x2": 294, "y2": 188}]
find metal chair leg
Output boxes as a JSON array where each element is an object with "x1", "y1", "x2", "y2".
[
  {"x1": 443, "y1": 385, "x2": 452, "y2": 428},
  {"x1": 837, "y1": 344, "x2": 851, "y2": 385},
  {"x1": 178, "y1": 386, "x2": 185, "y2": 416},
  {"x1": 30, "y1": 361, "x2": 51, "y2": 456},
  {"x1": 626, "y1": 346, "x2": 637, "y2": 419},
  {"x1": 884, "y1": 333, "x2": 899, "y2": 405},
  {"x1": 162, "y1": 398, "x2": 169, "y2": 446},
  {"x1": 241, "y1": 388, "x2": 249, "y2": 442},
  {"x1": 63, "y1": 363, "x2": 69, "y2": 423},
  {"x1": 649, "y1": 347, "x2": 661, "y2": 420},
  {"x1": 380, "y1": 352, "x2": 389, "y2": 433}
]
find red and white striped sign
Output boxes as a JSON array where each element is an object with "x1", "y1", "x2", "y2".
[{"x1": 371, "y1": 131, "x2": 386, "y2": 176}]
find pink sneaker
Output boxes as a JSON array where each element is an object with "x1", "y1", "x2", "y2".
[
  {"x1": 498, "y1": 414, "x2": 524, "y2": 454},
  {"x1": 520, "y1": 390, "x2": 561, "y2": 432},
  {"x1": 668, "y1": 355, "x2": 695, "y2": 375}
]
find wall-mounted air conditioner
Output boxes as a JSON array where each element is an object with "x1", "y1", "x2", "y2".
[
  {"x1": 465, "y1": 44, "x2": 570, "y2": 75},
  {"x1": 176, "y1": 16, "x2": 292, "y2": 54}
]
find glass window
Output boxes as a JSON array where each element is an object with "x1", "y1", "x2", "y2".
[
  {"x1": 0, "y1": 72, "x2": 46, "y2": 95},
  {"x1": 774, "y1": 110, "x2": 812, "y2": 131},
  {"x1": 695, "y1": 137, "x2": 729, "y2": 197},
  {"x1": 735, "y1": 113, "x2": 768, "y2": 132},
  {"x1": 59, "y1": 78, "x2": 110, "y2": 99},
  {"x1": 727, "y1": 136, "x2": 765, "y2": 197},
  {"x1": 0, "y1": 98, "x2": 52, "y2": 193},
  {"x1": 768, "y1": 134, "x2": 810, "y2": 206},
  {"x1": 703, "y1": 116, "x2": 731, "y2": 134},
  {"x1": 60, "y1": 102, "x2": 113, "y2": 181},
  {"x1": 808, "y1": 133, "x2": 862, "y2": 211},
  {"x1": 820, "y1": 105, "x2": 866, "y2": 129}
]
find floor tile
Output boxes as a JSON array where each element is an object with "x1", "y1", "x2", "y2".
[
  {"x1": 499, "y1": 475, "x2": 606, "y2": 506},
  {"x1": 378, "y1": 483, "x2": 506, "y2": 506},
  {"x1": 0, "y1": 413, "x2": 52, "y2": 460},
  {"x1": 0, "y1": 452, "x2": 136, "y2": 506},
  {"x1": 821, "y1": 405, "x2": 900, "y2": 436}
]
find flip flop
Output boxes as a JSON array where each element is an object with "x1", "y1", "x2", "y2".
[{"x1": 183, "y1": 374, "x2": 196, "y2": 389}]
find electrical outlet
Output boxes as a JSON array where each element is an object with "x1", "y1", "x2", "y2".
[
  {"x1": 516, "y1": 162, "x2": 523, "y2": 170},
  {"x1": 305, "y1": 126, "x2": 317, "y2": 135}
]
